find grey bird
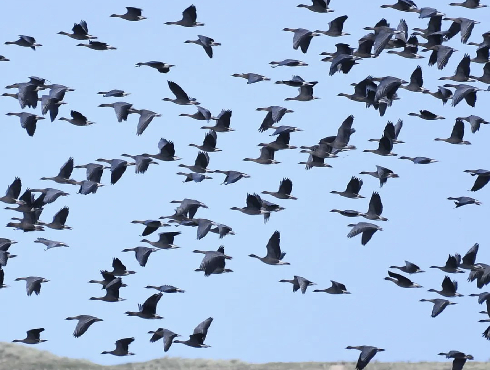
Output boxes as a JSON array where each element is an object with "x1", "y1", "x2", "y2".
[
  {"x1": 111, "y1": 7, "x2": 146, "y2": 21},
  {"x1": 110, "y1": 257, "x2": 135, "y2": 276},
  {"x1": 215, "y1": 170, "x2": 250, "y2": 185},
  {"x1": 399, "y1": 156, "x2": 438, "y2": 164},
  {"x1": 347, "y1": 222, "x2": 383, "y2": 245},
  {"x1": 6, "y1": 112, "x2": 45, "y2": 137},
  {"x1": 402, "y1": 66, "x2": 428, "y2": 92},
  {"x1": 390, "y1": 261, "x2": 424, "y2": 274},
  {"x1": 148, "y1": 328, "x2": 181, "y2": 352},
  {"x1": 443, "y1": 83, "x2": 482, "y2": 107},
  {"x1": 65, "y1": 315, "x2": 103, "y2": 338},
  {"x1": 437, "y1": 351, "x2": 474, "y2": 370},
  {"x1": 131, "y1": 109, "x2": 162, "y2": 136},
  {"x1": 189, "y1": 130, "x2": 221, "y2": 152},
  {"x1": 262, "y1": 178, "x2": 297, "y2": 200},
  {"x1": 426, "y1": 45, "x2": 457, "y2": 70},
  {"x1": 180, "y1": 106, "x2": 212, "y2": 121},
  {"x1": 447, "y1": 196, "x2": 481, "y2": 208},
  {"x1": 40, "y1": 158, "x2": 75, "y2": 185},
  {"x1": 465, "y1": 169, "x2": 490, "y2": 191},
  {"x1": 163, "y1": 198, "x2": 208, "y2": 220},
  {"x1": 408, "y1": 109, "x2": 445, "y2": 121},
  {"x1": 12, "y1": 328, "x2": 47, "y2": 344},
  {"x1": 313, "y1": 280, "x2": 351, "y2": 294},
  {"x1": 101, "y1": 338, "x2": 135, "y2": 356},
  {"x1": 121, "y1": 246, "x2": 159, "y2": 267},
  {"x1": 420, "y1": 299, "x2": 457, "y2": 318},
  {"x1": 243, "y1": 147, "x2": 280, "y2": 165},
  {"x1": 256, "y1": 106, "x2": 293, "y2": 132},
  {"x1": 96, "y1": 158, "x2": 135, "y2": 185},
  {"x1": 136, "y1": 61, "x2": 174, "y2": 73},
  {"x1": 209, "y1": 223, "x2": 235, "y2": 239},
  {"x1": 163, "y1": 81, "x2": 199, "y2": 105},
  {"x1": 468, "y1": 263, "x2": 490, "y2": 289},
  {"x1": 0, "y1": 250, "x2": 16, "y2": 267},
  {"x1": 460, "y1": 243, "x2": 479, "y2": 270},
  {"x1": 15, "y1": 276, "x2": 49, "y2": 296},
  {"x1": 270, "y1": 59, "x2": 308, "y2": 68},
  {"x1": 424, "y1": 86, "x2": 453, "y2": 105},
  {"x1": 0, "y1": 177, "x2": 22, "y2": 205},
  {"x1": 345, "y1": 346, "x2": 385, "y2": 370},
  {"x1": 360, "y1": 165, "x2": 399, "y2": 187},
  {"x1": 145, "y1": 285, "x2": 185, "y2": 293},
  {"x1": 279, "y1": 275, "x2": 316, "y2": 293},
  {"x1": 232, "y1": 73, "x2": 270, "y2": 84},
  {"x1": 5, "y1": 35, "x2": 42, "y2": 50},
  {"x1": 184, "y1": 35, "x2": 220, "y2": 58},
  {"x1": 249, "y1": 231, "x2": 290, "y2": 265},
  {"x1": 434, "y1": 119, "x2": 470, "y2": 145},
  {"x1": 97, "y1": 89, "x2": 130, "y2": 98},
  {"x1": 34, "y1": 238, "x2": 69, "y2": 251},
  {"x1": 59, "y1": 110, "x2": 94, "y2": 126},
  {"x1": 384, "y1": 271, "x2": 422, "y2": 288},
  {"x1": 131, "y1": 220, "x2": 170, "y2": 236},
  {"x1": 88, "y1": 270, "x2": 127, "y2": 289},
  {"x1": 331, "y1": 177, "x2": 364, "y2": 198},
  {"x1": 177, "y1": 172, "x2": 213, "y2": 183},
  {"x1": 439, "y1": 54, "x2": 473, "y2": 82},
  {"x1": 141, "y1": 231, "x2": 181, "y2": 250},
  {"x1": 58, "y1": 20, "x2": 97, "y2": 40},
  {"x1": 283, "y1": 28, "x2": 321, "y2": 53},
  {"x1": 76, "y1": 40, "x2": 116, "y2": 50},
  {"x1": 316, "y1": 15, "x2": 350, "y2": 37},
  {"x1": 98, "y1": 102, "x2": 135, "y2": 122},
  {"x1": 362, "y1": 192, "x2": 387, "y2": 221},
  {"x1": 202, "y1": 109, "x2": 233, "y2": 132},
  {"x1": 179, "y1": 151, "x2": 214, "y2": 173},
  {"x1": 165, "y1": 5, "x2": 204, "y2": 27},
  {"x1": 121, "y1": 154, "x2": 159, "y2": 174},
  {"x1": 449, "y1": 0, "x2": 487, "y2": 8},
  {"x1": 143, "y1": 138, "x2": 180, "y2": 162},
  {"x1": 74, "y1": 163, "x2": 107, "y2": 183},
  {"x1": 428, "y1": 276, "x2": 463, "y2": 297},
  {"x1": 443, "y1": 17, "x2": 479, "y2": 44},
  {"x1": 194, "y1": 246, "x2": 233, "y2": 276},
  {"x1": 125, "y1": 293, "x2": 163, "y2": 319},
  {"x1": 430, "y1": 254, "x2": 464, "y2": 273},
  {"x1": 459, "y1": 115, "x2": 489, "y2": 134},
  {"x1": 297, "y1": 0, "x2": 334, "y2": 13},
  {"x1": 174, "y1": 317, "x2": 213, "y2": 348}
]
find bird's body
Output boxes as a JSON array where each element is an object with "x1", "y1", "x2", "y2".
[
  {"x1": 347, "y1": 222, "x2": 383, "y2": 245},
  {"x1": 111, "y1": 7, "x2": 146, "y2": 21},
  {"x1": 420, "y1": 299, "x2": 456, "y2": 318},
  {"x1": 125, "y1": 293, "x2": 163, "y2": 319},
  {"x1": 184, "y1": 35, "x2": 220, "y2": 58},
  {"x1": 428, "y1": 276, "x2": 464, "y2": 297},
  {"x1": 13, "y1": 328, "x2": 47, "y2": 344},
  {"x1": 65, "y1": 315, "x2": 103, "y2": 338},
  {"x1": 249, "y1": 231, "x2": 290, "y2": 265},
  {"x1": 346, "y1": 346, "x2": 385, "y2": 370},
  {"x1": 101, "y1": 338, "x2": 135, "y2": 356},
  {"x1": 384, "y1": 271, "x2": 422, "y2": 288},
  {"x1": 279, "y1": 275, "x2": 316, "y2": 294},
  {"x1": 313, "y1": 280, "x2": 350, "y2": 294}
]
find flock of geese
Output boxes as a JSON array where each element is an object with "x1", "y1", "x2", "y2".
[{"x1": 1, "y1": 0, "x2": 490, "y2": 368}]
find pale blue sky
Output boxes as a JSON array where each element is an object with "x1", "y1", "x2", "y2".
[{"x1": 0, "y1": 0, "x2": 489, "y2": 366}]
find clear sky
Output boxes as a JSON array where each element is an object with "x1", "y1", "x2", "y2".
[{"x1": 0, "y1": 0, "x2": 489, "y2": 366}]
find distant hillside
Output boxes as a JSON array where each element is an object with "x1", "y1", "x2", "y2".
[{"x1": 0, "y1": 343, "x2": 487, "y2": 370}]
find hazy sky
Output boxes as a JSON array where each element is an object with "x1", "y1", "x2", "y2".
[{"x1": 0, "y1": 0, "x2": 489, "y2": 366}]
